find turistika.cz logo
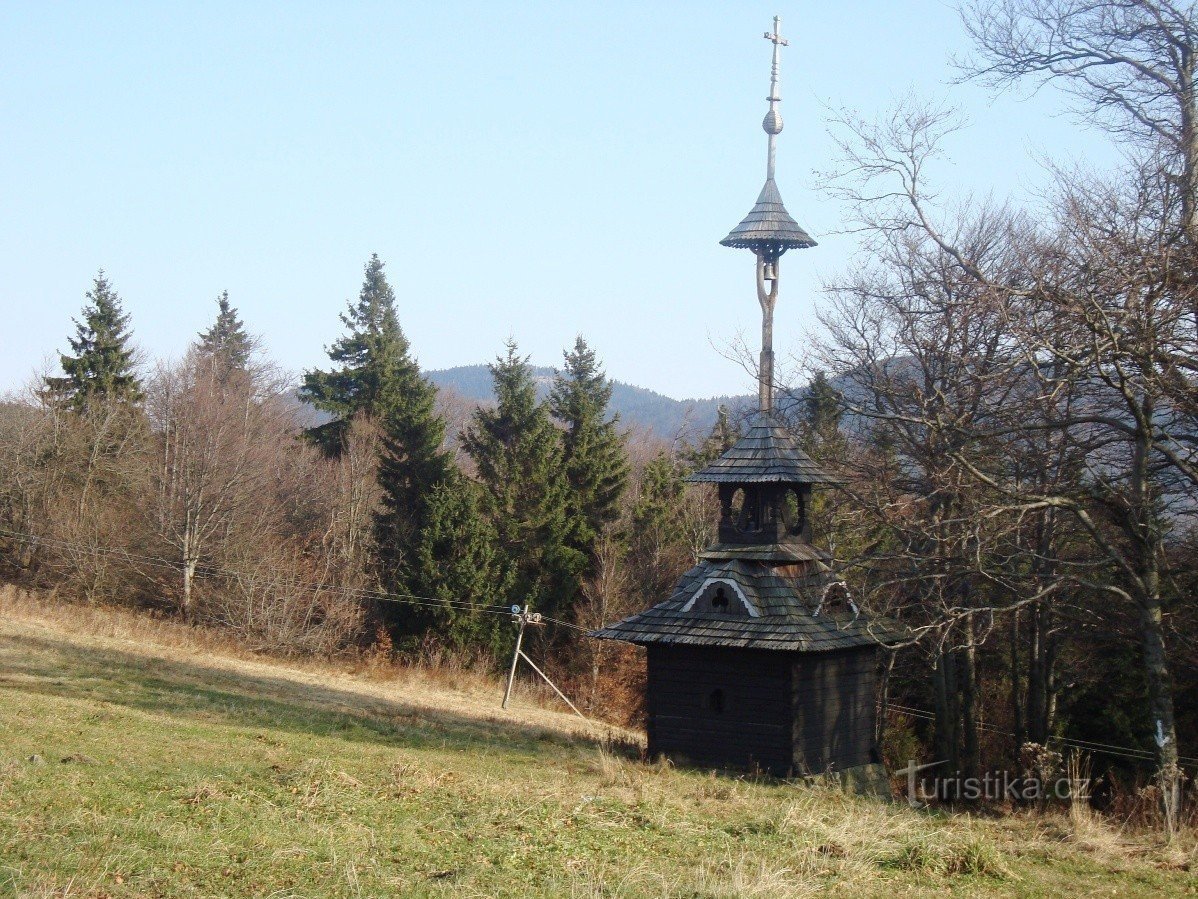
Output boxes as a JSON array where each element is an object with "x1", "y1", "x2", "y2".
[{"x1": 898, "y1": 759, "x2": 1091, "y2": 808}]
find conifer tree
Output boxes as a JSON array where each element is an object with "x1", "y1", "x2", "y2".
[
  {"x1": 196, "y1": 291, "x2": 255, "y2": 379},
  {"x1": 549, "y1": 336, "x2": 629, "y2": 562},
  {"x1": 631, "y1": 453, "x2": 685, "y2": 543},
  {"x1": 374, "y1": 353, "x2": 452, "y2": 604},
  {"x1": 801, "y1": 370, "x2": 846, "y2": 461},
  {"x1": 400, "y1": 473, "x2": 510, "y2": 653},
  {"x1": 302, "y1": 254, "x2": 454, "y2": 641},
  {"x1": 684, "y1": 404, "x2": 740, "y2": 471},
  {"x1": 300, "y1": 254, "x2": 413, "y2": 453},
  {"x1": 47, "y1": 271, "x2": 142, "y2": 412},
  {"x1": 462, "y1": 340, "x2": 584, "y2": 619},
  {"x1": 629, "y1": 451, "x2": 690, "y2": 598},
  {"x1": 798, "y1": 370, "x2": 856, "y2": 558}
]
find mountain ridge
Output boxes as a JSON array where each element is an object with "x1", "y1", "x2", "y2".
[{"x1": 427, "y1": 364, "x2": 753, "y2": 438}]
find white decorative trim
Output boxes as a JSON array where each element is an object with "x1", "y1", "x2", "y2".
[
  {"x1": 681, "y1": 577, "x2": 760, "y2": 617},
  {"x1": 814, "y1": 580, "x2": 859, "y2": 620}
]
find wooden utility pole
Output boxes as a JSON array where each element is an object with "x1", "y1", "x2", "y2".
[{"x1": 501, "y1": 605, "x2": 586, "y2": 720}]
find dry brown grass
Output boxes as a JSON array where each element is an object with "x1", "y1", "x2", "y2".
[
  {"x1": 2, "y1": 584, "x2": 1196, "y2": 897},
  {"x1": 0, "y1": 584, "x2": 632, "y2": 747}
]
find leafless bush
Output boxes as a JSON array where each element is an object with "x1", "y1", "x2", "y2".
[{"x1": 201, "y1": 548, "x2": 364, "y2": 656}]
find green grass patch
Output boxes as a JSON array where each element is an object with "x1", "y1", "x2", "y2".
[{"x1": 0, "y1": 617, "x2": 1194, "y2": 897}]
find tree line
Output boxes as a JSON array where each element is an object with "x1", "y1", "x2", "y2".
[
  {"x1": 0, "y1": 0, "x2": 1194, "y2": 825},
  {"x1": 0, "y1": 254, "x2": 721, "y2": 722}
]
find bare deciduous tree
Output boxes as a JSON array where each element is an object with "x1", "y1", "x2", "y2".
[
  {"x1": 820, "y1": 91, "x2": 1196, "y2": 822},
  {"x1": 146, "y1": 353, "x2": 296, "y2": 620},
  {"x1": 961, "y1": 0, "x2": 1198, "y2": 241}
]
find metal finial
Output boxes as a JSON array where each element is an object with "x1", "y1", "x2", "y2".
[
  {"x1": 720, "y1": 16, "x2": 814, "y2": 416},
  {"x1": 762, "y1": 16, "x2": 789, "y2": 179}
]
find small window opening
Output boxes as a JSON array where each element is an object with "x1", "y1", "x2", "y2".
[
  {"x1": 729, "y1": 488, "x2": 746, "y2": 522},
  {"x1": 784, "y1": 488, "x2": 803, "y2": 536},
  {"x1": 711, "y1": 586, "x2": 730, "y2": 610},
  {"x1": 706, "y1": 688, "x2": 725, "y2": 714}
]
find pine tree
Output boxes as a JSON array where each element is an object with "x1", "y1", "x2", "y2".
[
  {"x1": 462, "y1": 340, "x2": 584, "y2": 619},
  {"x1": 47, "y1": 271, "x2": 143, "y2": 412},
  {"x1": 401, "y1": 473, "x2": 511, "y2": 654},
  {"x1": 549, "y1": 336, "x2": 629, "y2": 562},
  {"x1": 196, "y1": 291, "x2": 255, "y2": 379},
  {"x1": 300, "y1": 254, "x2": 412, "y2": 453}
]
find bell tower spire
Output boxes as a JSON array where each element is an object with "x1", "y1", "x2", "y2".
[
  {"x1": 721, "y1": 15, "x2": 815, "y2": 414},
  {"x1": 763, "y1": 15, "x2": 788, "y2": 182},
  {"x1": 591, "y1": 15, "x2": 904, "y2": 785}
]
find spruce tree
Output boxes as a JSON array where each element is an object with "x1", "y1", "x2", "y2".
[
  {"x1": 401, "y1": 473, "x2": 510, "y2": 654},
  {"x1": 684, "y1": 404, "x2": 740, "y2": 471},
  {"x1": 462, "y1": 340, "x2": 584, "y2": 619},
  {"x1": 629, "y1": 451, "x2": 689, "y2": 598},
  {"x1": 374, "y1": 349, "x2": 453, "y2": 607},
  {"x1": 196, "y1": 291, "x2": 254, "y2": 379},
  {"x1": 549, "y1": 336, "x2": 629, "y2": 561},
  {"x1": 47, "y1": 271, "x2": 142, "y2": 412},
  {"x1": 301, "y1": 254, "x2": 454, "y2": 644},
  {"x1": 799, "y1": 370, "x2": 851, "y2": 559},
  {"x1": 300, "y1": 254, "x2": 412, "y2": 453},
  {"x1": 631, "y1": 453, "x2": 685, "y2": 541},
  {"x1": 801, "y1": 371, "x2": 846, "y2": 461}
]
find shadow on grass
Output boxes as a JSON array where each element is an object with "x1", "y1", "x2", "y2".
[{"x1": 0, "y1": 631, "x2": 597, "y2": 760}]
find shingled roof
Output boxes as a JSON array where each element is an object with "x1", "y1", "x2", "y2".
[
  {"x1": 720, "y1": 178, "x2": 816, "y2": 253},
  {"x1": 687, "y1": 413, "x2": 842, "y2": 485},
  {"x1": 590, "y1": 558, "x2": 905, "y2": 652},
  {"x1": 699, "y1": 542, "x2": 830, "y2": 563}
]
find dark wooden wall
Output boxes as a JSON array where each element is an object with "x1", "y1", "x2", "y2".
[
  {"x1": 646, "y1": 644, "x2": 792, "y2": 774},
  {"x1": 791, "y1": 647, "x2": 878, "y2": 772},
  {"x1": 645, "y1": 644, "x2": 880, "y2": 776}
]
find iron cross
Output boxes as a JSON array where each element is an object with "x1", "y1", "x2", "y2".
[
  {"x1": 763, "y1": 16, "x2": 788, "y2": 47},
  {"x1": 764, "y1": 16, "x2": 787, "y2": 105}
]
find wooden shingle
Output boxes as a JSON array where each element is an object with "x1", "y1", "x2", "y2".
[
  {"x1": 590, "y1": 558, "x2": 907, "y2": 653},
  {"x1": 687, "y1": 413, "x2": 843, "y2": 485},
  {"x1": 720, "y1": 178, "x2": 816, "y2": 254}
]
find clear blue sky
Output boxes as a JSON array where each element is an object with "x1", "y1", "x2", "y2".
[{"x1": 0, "y1": 1, "x2": 1113, "y2": 400}]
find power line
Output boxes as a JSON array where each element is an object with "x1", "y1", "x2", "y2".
[
  {"x1": 884, "y1": 702, "x2": 1198, "y2": 766},
  {"x1": 0, "y1": 526, "x2": 598, "y2": 722},
  {"x1": 3, "y1": 527, "x2": 600, "y2": 631},
  {"x1": 0, "y1": 527, "x2": 532, "y2": 623},
  {"x1": 11, "y1": 526, "x2": 1181, "y2": 764}
]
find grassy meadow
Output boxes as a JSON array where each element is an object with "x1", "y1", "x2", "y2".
[{"x1": 0, "y1": 589, "x2": 1194, "y2": 898}]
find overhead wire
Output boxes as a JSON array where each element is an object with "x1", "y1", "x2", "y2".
[
  {"x1": 0, "y1": 526, "x2": 598, "y2": 719},
  {"x1": 6, "y1": 526, "x2": 1186, "y2": 764},
  {"x1": 884, "y1": 701, "x2": 1198, "y2": 766},
  {"x1": 1, "y1": 527, "x2": 601, "y2": 634},
  {"x1": 0, "y1": 527, "x2": 527, "y2": 622}
]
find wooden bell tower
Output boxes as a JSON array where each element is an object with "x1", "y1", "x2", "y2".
[{"x1": 593, "y1": 17, "x2": 903, "y2": 779}]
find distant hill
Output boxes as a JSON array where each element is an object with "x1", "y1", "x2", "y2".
[
  {"x1": 426, "y1": 365, "x2": 752, "y2": 439},
  {"x1": 294, "y1": 363, "x2": 847, "y2": 441}
]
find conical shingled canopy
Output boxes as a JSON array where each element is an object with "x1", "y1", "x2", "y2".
[
  {"x1": 720, "y1": 178, "x2": 816, "y2": 253},
  {"x1": 687, "y1": 412, "x2": 842, "y2": 485},
  {"x1": 590, "y1": 558, "x2": 905, "y2": 651}
]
